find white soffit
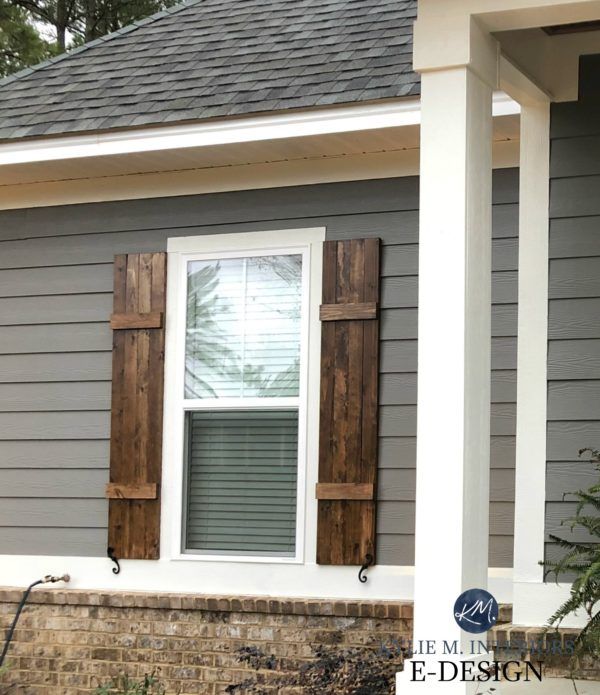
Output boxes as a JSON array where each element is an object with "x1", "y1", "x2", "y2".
[{"x1": 0, "y1": 94, "x2": 519, "y2": 169}]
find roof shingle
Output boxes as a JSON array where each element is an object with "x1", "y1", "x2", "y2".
[{"x1": 0, "y1": 0, "x2": 419, "y2": 141}]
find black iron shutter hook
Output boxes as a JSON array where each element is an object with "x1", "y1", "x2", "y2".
[
  {"x1": 107, "y1": 546, "x2": 120, "y2": 574},
  {"x1": 358, "y1": 554, "x2": 374, "y2": 583}
]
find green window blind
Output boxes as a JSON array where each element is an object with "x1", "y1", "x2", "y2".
[{"x1": 184, "y1": 410, "x2": 299, "y2": 556}]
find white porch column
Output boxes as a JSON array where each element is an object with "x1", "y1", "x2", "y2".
[
  {"x1": 397, "y1": 24, "x2": 498, "y2": 695},
  {"x1": 510, "y1": 93, "x2": 551, "y2": 627}
]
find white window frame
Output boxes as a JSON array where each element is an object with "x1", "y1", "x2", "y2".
[{"x1": 162, "y1": 228, "x2": 325, "y2": 564}]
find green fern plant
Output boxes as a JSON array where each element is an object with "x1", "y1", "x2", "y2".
[{"x1": 541, "y1": 447, "x2": 600, "y2": 658}]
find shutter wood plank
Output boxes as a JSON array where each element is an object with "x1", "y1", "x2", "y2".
[
  {"x1": 106, "y1": 483, "x2": 158, "y2": 500},
  {"x1": 108, "y1": 252, "x2": 166, "y2": 560},
  {"x1": 319, "y1": 302, "x2": 377, "y2": 321},
  {"x1": 110, "y1": 312, "x2": 163, "y2": 330},
  {"x1": 316, "y1": 483, "x2": 374, "y2": 500},
  {"x1": 317, "y1": 238, "x2": 380, "y2": 566}
]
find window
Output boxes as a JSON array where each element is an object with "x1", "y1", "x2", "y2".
[{"x1": 164, "y1": 230, "x2": 323, "y2": 562}]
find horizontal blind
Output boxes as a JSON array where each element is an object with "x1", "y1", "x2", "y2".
[
  {"x1": 185, "y1": 410, "x2": 299, "y2": 556},
  {"x1": 185, "y1": 255, "x2": 302, "y2": 399}
]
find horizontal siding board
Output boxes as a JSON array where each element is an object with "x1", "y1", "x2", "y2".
[
  {"x1": 546, "y1": 502, "x2": 595, "y2": 542},
  {"x1": 550, "y1": 175, "x2": 600, "y2": 218},
  {"x1": 378, "y1": 437, "x2": 415, "y2": 469},
  {"x1": 379, "y1": 373, "x2": 417, "y2": 406},
  {"x1": 490, "y1": 536, "x2": 513, "y2": 568},
  {"x1": 547, "y1": 422, "x2": 600, "y2": 461},
  {"x1": 491, "y1": 436, "x2": 516, "y2": 469},
  {"x1": 492, "y1": 271, "x2": 518, "y2": 304},
  {"x1": 492, "y1": 203, "x2": 518, "y2": 239},
  {"x1": 380, "y1": 340, "x2": 417, "y2": 373},
  {"x1": 546, "y1": 463, "x2": 599, "y2": 501},
  {"x1": 0, "y1": 498, "x2": 107, "y2": 527},
  {"x1": 491, "y1": 370, "x2": 517, "y2": 403},
  {"x1": 491, "y1": 238, "x2": 518, "y2": 272},
  {"x1": 490, "y1": 502, "x2": 515, "y2": 536},
  {"x1": 0, "y1": 412, "x2": 110, "y2": 440},
  {"x1": 548, "y1": 298, "x2": 600, "y2": 339},
  {"x1": 491, "y1": 338, "x2": 518, "y2": 370},
  {"x1": 376, "y1": 534, "x2": 414, "y2": 566},
  {"x1": 0, "y1": 527, "x2": 105, "y2": 556},
  {"x1": 0, "y1": 264, "x2": 113, "y2": 298},
  {"x1": 550, "y1": 217, "x2": 600, "y2": 258},
  {"x1": 0, "y1": 469, "x2": 107, "y2": 497},
  {"x1": 0, "y1": 440, "x2": 109, "y2": 469},
  {"x1": 492, "y1": 304, "x2": 517, "y2": 337},
  {"x1": 0, "y1": 353, "x2": 112, "y2": 382},
  {"x1": 380, "y1": 308, "x2": 417, "y2": 339},
  {"x1": 548, "y1": 339, "x2": 600, "y2": 379},
  {"x1": 380, "y1": 279, "x2": 418, "y2": 310},
  {"x1": 550, "y1": 100, "x2": 600, "y2": 139},
  {"x1": 378, "y1": 468, "x2": 415, "y2": 501},
  {"x1": 0, "y1": 323, "x2": 111, "y2": 354},
  {"x1": 0, "y1": 294, "x2": 112, "y2": 325},
  {"x1": 549, "y1": 257, "x2": 600, "y2": 299},
  {"x1": 377, "y1": 501, "x2": 415, "y2": 534},
  {"x1": 0, "y1": 382, "x2": 111, "y2": 412},
  {"x1": 548, "y1": 381, "x2": 600, "y2": 420},
  {"x1": 550, "y1": 134, "x2": 600, "y2": 178},
  {"x1": 381, "y1": 245, "x2": 417, "y2": 277}
]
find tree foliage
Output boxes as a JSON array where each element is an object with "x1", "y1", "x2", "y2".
[
  {"x1": 0, "y1": 2, "x2": 51, "y2": 76},
  {"x1": 0, "y1": 0, "x2": 179, "y2": 76}
]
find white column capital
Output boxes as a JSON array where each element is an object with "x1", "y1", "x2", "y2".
[{"x1": 413, "y1": 15, "x2": 500, "y2": 90}]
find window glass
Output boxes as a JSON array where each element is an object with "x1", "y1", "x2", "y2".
[
  {"x1": 184, "y1": 410, "x2": 298, "y2": 556},
  {"x1": 185, "y1": 255, "x2": 302, "y2": 399}
]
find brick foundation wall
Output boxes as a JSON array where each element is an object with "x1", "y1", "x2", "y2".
[
  {"x1": 0, "y1": 588, "x2": 413, "y2": 695},
  {"x1": 489, "y1": 622, "x2": 600, "y2": 681}
]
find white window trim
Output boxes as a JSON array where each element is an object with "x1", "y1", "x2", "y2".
[{"x1": 162, "y1": 228, "x2": 325, "y2": 565}]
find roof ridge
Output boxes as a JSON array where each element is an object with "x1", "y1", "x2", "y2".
[{"x1": 0, "y1": 0, "x2": 206, "y2": 89}]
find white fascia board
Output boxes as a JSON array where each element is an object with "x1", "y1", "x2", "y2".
[{"x1": 0, "y1": 94, "x2": 519, "y2": 167}]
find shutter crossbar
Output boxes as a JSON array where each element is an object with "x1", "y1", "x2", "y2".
[
  {"x1": 316, "y1": 483, "x2": 374, "y2": 500},
  {"x1": 319, "y1": 302, "x2": 377, "y2": 321},
  {"x1": 106, "y1": 483, "x2": 158, "y2": 500},
  {"x1": 110, "y1": 312, "x2": 163, "y2": 330}
]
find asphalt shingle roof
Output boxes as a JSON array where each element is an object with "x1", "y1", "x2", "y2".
[{"x1": 0, "y1": 0, "x2": 419, "y2": 141}]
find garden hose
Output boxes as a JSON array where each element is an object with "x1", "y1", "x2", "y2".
[{"x1": 0, "y1": 574, "x2": 70, "y2": 668}]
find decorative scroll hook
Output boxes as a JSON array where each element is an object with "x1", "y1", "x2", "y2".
[
  {"x1": 107, "y1": 546, "x2": 121, "y2": 575},
  {"x1": 358, "y1": 553, "x2": 374, "y2": 583}
]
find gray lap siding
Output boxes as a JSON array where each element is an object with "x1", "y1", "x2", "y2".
[
  {"x1": 0, "y1": 172, "x2": 519, "y2": 565},
  {"x1": 545, "y1": 60, "x2": 600, "y2": 564}
]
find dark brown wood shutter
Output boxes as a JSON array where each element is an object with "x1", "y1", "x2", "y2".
[
  {"x1": 317, "y1": 238, "x2": 380, "y2": 565},
  {"x1": 107, "y1": 253, "x2": 167, "y2": 560}
]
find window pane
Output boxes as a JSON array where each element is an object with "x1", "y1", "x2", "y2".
[
  {"x1": 184, "y1": 410, "x2": 298, "y2": 556},
  {"x1": 185, "y1": 254, "x2": 302, "y2": 399}
]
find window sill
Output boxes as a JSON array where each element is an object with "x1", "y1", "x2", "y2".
[{"x1": 169, "y1": 552, "x2": 304, "y2": 565}]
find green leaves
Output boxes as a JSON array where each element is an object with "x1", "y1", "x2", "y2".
[
  {"x1": 0, "y1": 0, "x2": 179, "y2": 77},
  {"x1": 0, "y1": 3, "x2": 52, "y2": 77}
]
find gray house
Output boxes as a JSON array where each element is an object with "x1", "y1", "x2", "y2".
[{"x1": 0, "y1": 0, "x2": 599, "y2": 692}]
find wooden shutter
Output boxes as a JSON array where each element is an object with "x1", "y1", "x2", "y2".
[
  {"x1": 107, "y1": 253, "x2": 166, "y2": 560},
  {"x1": 317, "y1": 238, "x2": 380, "y2": 565}
]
